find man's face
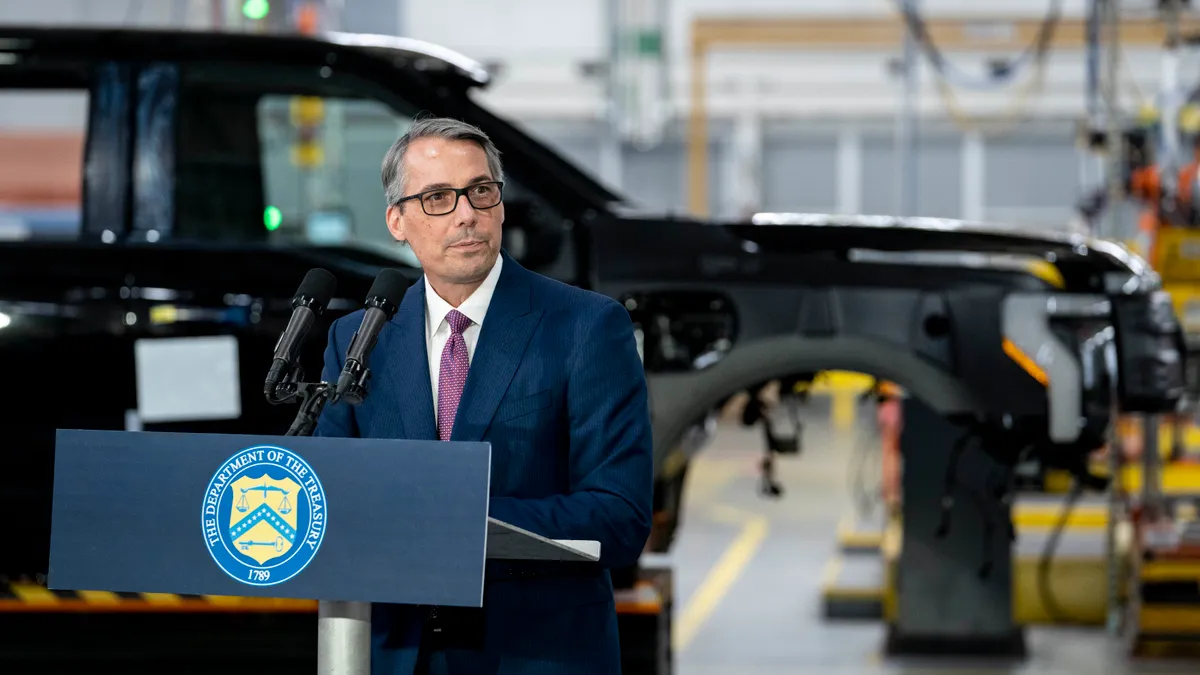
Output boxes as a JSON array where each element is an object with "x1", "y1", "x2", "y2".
[{"x1": 386, "y1": 137, "x2": 503, "y2": 287}]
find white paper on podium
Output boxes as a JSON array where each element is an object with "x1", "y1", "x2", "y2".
[
  {"x1": 553, "y1": 540, "x2": 601, "y2": 559},
  {"x1": 486, "y1": 518, "x2": 600, "y2": 562}
]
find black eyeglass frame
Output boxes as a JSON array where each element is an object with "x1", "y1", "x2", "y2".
[{"x1": 393, "y1": 181, "x2": 505, "y2": 216}]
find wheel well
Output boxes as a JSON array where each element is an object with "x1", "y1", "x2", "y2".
[{"x1": 646, "y1": 334, "x2": 985, "y2": 472}]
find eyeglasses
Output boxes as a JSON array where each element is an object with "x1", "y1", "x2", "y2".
[{"x1": 395, "y1": 181, "x2": 504, "y2": 216}]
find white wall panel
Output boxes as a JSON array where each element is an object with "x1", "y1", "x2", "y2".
[
  {"x1": 0, "y1": 92, "x2": 87, "y2": 131},
  {"x1": 405, "y1": 0, "x2": 605, "y2": 60},
  {"x1": 0, "y1": 0, "x2": 212, "y2": 28},
  {"x1": 475, "y1": 44, "x2": 1167, "y2": 122},
  {"x1": 860, "y1": 132, "x2": 962, "y2": 218}
]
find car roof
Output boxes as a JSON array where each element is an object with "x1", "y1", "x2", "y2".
[{"x1": 0, "y1": 25, "x2": 491, "y2": 88}]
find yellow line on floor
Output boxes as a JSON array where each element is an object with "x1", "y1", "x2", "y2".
[{"x1": 673, "y1": 504, "x2": 769, "y2": 653}]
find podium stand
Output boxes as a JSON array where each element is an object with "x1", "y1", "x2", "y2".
[{"x1": 46, "y1": 429, "x2": 599, "y2": 673}]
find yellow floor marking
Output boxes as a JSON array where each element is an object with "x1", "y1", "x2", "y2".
[{"x1": 673, "y1": 505, "x2": 768, "y2": 652}]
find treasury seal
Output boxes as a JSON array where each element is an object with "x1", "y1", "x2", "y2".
[{"x1": 201, "y1": 444, "x2": 327, "y2": 587}]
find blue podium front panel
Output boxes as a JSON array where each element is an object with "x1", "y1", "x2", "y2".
[{"x1": 47, "y1": 429, "x2": 491, "y2": 607}]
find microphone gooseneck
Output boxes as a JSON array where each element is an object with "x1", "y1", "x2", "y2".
[
  {"x1": 264, "y1": 267, "x2": 338, "y2": 403},
  {"x1": 333, "y1": 268, "x2": 410, "y2": 405}
]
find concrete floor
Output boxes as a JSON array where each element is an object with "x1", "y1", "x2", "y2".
[{"x1": 666, "y1": 414, "x2": 1200, "y2": 675}]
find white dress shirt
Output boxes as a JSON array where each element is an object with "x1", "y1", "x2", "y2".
[{"x1": 424, "y1": 253, "x2": 503, "y2": 409}]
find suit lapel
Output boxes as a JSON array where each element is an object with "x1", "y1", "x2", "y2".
[
  {"x1": 452, "y1": 253, "x2": 543, "y2": 442},
  {"x1": 378, "y1": 281, "x2": 437, "y2": 441}
]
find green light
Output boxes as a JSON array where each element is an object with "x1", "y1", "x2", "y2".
[
  {"x1": 264, "y1": 205, "x2": 283, "y2": 231},
  {"x1": 242, "y1": 0, "x2": 270, "y2": 20}
]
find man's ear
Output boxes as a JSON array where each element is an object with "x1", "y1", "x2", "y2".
[{"x1": 385, "y1": 204, "x2": 405, "y2": 243}]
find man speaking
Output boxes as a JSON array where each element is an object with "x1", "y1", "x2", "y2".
[{"x1": 314, "y1": 116, "x2": 653, "y2": 675}]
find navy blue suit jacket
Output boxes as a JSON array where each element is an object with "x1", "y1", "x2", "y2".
[{"x1": 314, "y1": 251, "x2": 653, "y2": 675}]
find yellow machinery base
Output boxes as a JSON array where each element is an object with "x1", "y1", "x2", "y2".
[
  {"x1": 821, "y1": 512, "x2": 888, "y2": 619},
  {"x1": 1045, "y1": 460, "x2": 1200, "y2": 496},
  {"x1": 822, "y1": 498, "x2": 1126, "y2": 626},
  {"x1": 1132, "y1": 605, "x2": 1200, "y2": 657},
  {"x1": 825, "y1": 487, "x2": 1200, "y2": 647}
]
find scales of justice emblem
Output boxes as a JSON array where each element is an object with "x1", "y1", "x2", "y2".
[
  {"x1": 203, "y1": 445, "x2": 326, "y2": 587},
  {"x1": 229, "y1": 474, "x2": 301, "y2": 564}
]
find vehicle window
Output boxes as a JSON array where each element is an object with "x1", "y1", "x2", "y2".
[
  {"x1": 255, "y1": 93, "x2": 421, "y2": 266},
  {"x1": 0, "y1": 89, "x2": 88, "y2": 241},
  {"x1": 173, "y1": 62, "x2": 570, "y2": 274}
]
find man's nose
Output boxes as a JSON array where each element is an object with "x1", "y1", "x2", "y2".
[{"x1": 452, "y1": 193, "x2": 478, "y2": 223}]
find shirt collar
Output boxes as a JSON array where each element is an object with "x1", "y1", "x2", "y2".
[{"x1": 424, "y1": 253, "x2": 504, "y2": 336}]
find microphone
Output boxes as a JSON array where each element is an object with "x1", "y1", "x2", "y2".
[
  {"x1": 334, "y1": 268, "x2": 410, "y2": 405},
  {"x1": 264, "y1": 267, "x2": 338, "y2": 402}
]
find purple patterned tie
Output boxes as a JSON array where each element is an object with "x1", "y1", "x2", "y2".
[{"x1": 437, "y1": 309, "x2": 472, "y2": 441}]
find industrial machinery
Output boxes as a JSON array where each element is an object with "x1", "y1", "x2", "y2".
[
  {"x1": 1064, "y1": 1, "x2": 1200, "y2": 653},
  {"x1": 0, "y1": 25, "x2": 1187, "y2": 670}
]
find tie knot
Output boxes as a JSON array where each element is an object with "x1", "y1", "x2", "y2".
[{"x1": 446, "y1": 309, "x2": 472, "y2": 335}]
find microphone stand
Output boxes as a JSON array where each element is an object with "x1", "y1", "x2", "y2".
[
  {"x1": 276, "y1": 381, "x2": 333, "y2": 438},
  {"x1": 269, "y1": 371, "x2": 371, "y2": 675}
]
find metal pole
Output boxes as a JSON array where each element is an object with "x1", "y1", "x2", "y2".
[
  {"x1": 895, "y1": 0, "x2": 919, "y2": 217},
  {"x1": 275, "y1": 384, "x2": 371, "y2": 674},
  {"x1": 1102, "y1": 0, "x2": 1124, "y2": 242},
  {"x1": 210, "y1": 0, "x2": 224, "y2": 30},
  {"x1": 1086, "y1": 0, "x2": 1101, "y2": 125},
  {"x1": 1171, "y1": 405, "x2": 1185, "y2": 461},
  {"x1": 1101, "y1": 0, "x2": 1124, "y2": 636},
  {"x1": 1079, "y1": 0, "x2": 1103, "y2": 202},
  {"x1": 599, "y1": 0, "x2": 624, "y2": 191},
  {"x1": 1163, "y1": 0, "x2": 1191, "y2": 462},
  {"x1": 1159, "y1": 0, "x2": 1184, "y2": 221},
  {"x1": 1103, "y1": 335, "x2": 1124, "y2": 636},
  {"x1": 1142, "y1": 414, "x2": 1163, "y2": 515},
  {"x1": 318, "y1": 601, "x2": 371, "y2": 675},
  {"x1": 656, "y1": 0, "x2": 670, "y2": 147},
  {"x1": 731, "y1": 108, "x2": 763, "y2": 218}
]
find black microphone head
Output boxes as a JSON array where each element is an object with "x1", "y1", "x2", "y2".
[
  {"x1": 294, "y1": 268, "x2": 337, "y2": 311},
  {"x1": 365, "y1": 268, "x2": 410, "y2": 318}
]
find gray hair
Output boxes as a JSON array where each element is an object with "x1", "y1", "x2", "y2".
[{"x1": 381, "y1": 116, "x2": 504, "y2": 206}]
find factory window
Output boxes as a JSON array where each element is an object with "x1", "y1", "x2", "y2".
[{"x1": 0, "y1": 89, "x2": 88, "y2": 241}]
